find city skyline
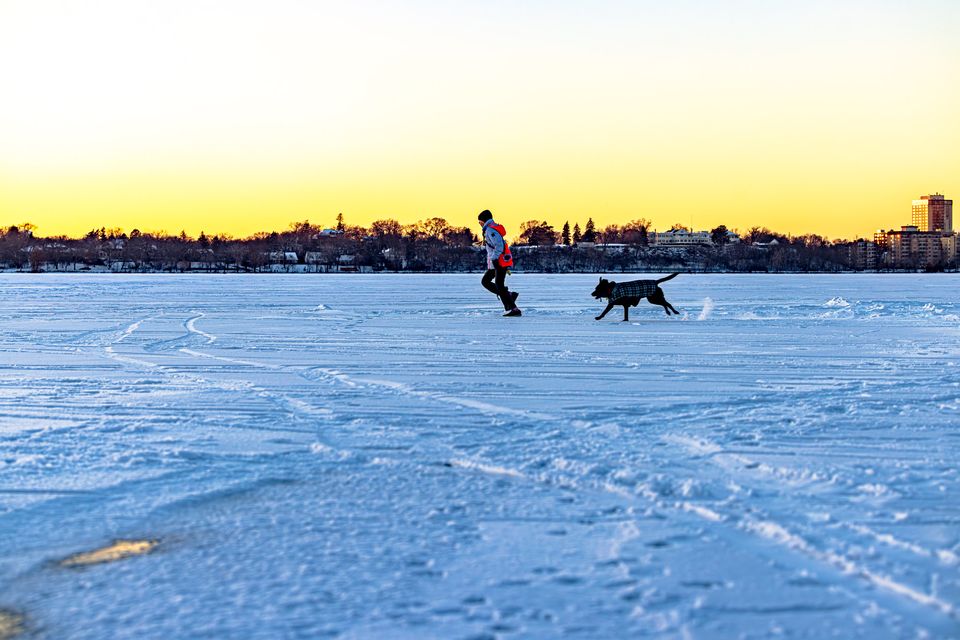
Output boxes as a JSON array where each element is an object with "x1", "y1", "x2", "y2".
[
  {"x1": 2, "y1": 1, "x2": 959, "y2": 239},
  {"x1": 7, "y1": 190, "x2": 954, "y2": 244}
]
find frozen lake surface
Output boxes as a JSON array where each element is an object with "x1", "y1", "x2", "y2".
[{"x1": 0, "y1": 273, "x2": 958, "y2": 639}]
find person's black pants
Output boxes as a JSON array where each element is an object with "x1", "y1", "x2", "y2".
[{"x1": 481, "y1": 265, "x2": 514, "y2": 310}]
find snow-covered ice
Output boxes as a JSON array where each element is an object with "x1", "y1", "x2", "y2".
[{"x1": 0, "y1": 273, "x2": 958, "y2": 639}]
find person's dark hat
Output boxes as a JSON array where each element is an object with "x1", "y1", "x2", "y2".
[{"x1": 478, "y1": 210, "x2": 493, "y2": 222}]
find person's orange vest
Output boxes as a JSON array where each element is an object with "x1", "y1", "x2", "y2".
[{"x1": 488, "y1": 222, "x2": 514, "y2": 268}]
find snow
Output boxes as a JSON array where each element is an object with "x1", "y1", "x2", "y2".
[{"x1": 0, "y1": 273, "x2": 958, "y2": 639}]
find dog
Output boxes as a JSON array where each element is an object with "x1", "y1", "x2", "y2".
[{"x1": 592, "y1": 273, "x2": 680, "y2": 321}]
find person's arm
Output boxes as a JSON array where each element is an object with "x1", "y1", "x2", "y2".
[{"x1": 484, "y1": 227, "x2": 504, "y2": 260}]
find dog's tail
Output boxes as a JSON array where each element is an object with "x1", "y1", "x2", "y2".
[{"x1": 656, "y1": 272, "x2": 680, "y2": 284}]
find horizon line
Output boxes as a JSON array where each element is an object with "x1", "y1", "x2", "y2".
[{"x1": 4, "y1": 218, "x2": 910, "y2": 244}]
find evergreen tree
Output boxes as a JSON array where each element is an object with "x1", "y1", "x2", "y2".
[
  {"x1": 336, "y1": 213, "x2": 345, "y2": 232},
  {"x1": 572, "y1": 223, "x2": 581, "y2": 245},
  {"x1": 561, "y1": 221, "x2": 571, "y2": 246},
  {"x1": 583, "y1": 218, "x2": 596, "y2": 243}
]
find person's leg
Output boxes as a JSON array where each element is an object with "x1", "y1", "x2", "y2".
[
  {"x1": 481, "y1": 269, "x2": 499, "y2": 296},
  {"x1": 494, "y1": 265, "x2": 514, "y2": 310}
]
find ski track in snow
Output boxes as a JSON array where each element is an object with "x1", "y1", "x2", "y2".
[
  {"x1": 184, "y1": 313, "x2": 217, "y2": 344},
  {"x1": 0, "y1": 273, "x2": 958, "y2": 639}
]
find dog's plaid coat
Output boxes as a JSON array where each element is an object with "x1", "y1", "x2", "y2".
[{"x1": 608, "y1": 280, "x2": 658, "y2": 302}]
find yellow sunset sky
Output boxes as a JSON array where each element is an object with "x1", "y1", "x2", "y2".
[{"x1": 1, "y1": 0, "x2": 958, "y2": 240}]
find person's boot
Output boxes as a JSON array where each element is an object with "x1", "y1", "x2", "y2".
[{"x1": 503, "y1": 307, "x2": 522, "y2": 317}]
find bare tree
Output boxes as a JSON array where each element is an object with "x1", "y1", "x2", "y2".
[{"x1": 518, "y1": 221, "x2": 558, "y2": 246}]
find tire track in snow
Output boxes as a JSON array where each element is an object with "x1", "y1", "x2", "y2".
[
  {"x1": 185, "y1": 313, "x2": 216, "y2": 344},
  {"x1": 103, "y1": 317, "x2": 159, "y2": 368},
  {"x1": 99, "y1": 316, "x2": 331, "y2": 431},
  {"x1": 179, "y1": 348, "x2": 283, "y2": 371},
  {"x1": 174, "y1": 347, "x2": 335, "y2": 422},
  {"x1": 348, "y1": 375, "x2": 557, "y2": 423},
  {"x1": 659, "y1": 433, "x2": 960, "y2": 621},
  {"x1": 670, "y1": 431, "x2": 958, "y2": 566},
  {"x1": 450, "y1": 443, "x2": 959, "y2": 623},
  {"x1": 60, "y1": 321, "x2": 140, "y2": 348},
  {"x1": 740, "y1": 518, "x2": 957, "y2": 618}
]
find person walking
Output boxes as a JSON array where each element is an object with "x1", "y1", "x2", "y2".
[{"x1": 478, "y1": 210, "x2": 521, "y2": 317}]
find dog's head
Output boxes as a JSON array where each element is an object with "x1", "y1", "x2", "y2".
[{"x1": 591, "y1": 278, "x2": 615, "y2": 299}]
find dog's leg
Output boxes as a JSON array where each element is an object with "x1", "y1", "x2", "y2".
[
  {"x1": 656, "y1": 289, "x2": 680, "y2": 315},
  {"x1": 650, "y1": 289, "x2": 673, "y2": 315},
  {"x1": 623, "y1": 306, "x2": 629, "y2": 322},
  {"x1": 595, "y1": 301, "x2": 615, "y2": 320}
]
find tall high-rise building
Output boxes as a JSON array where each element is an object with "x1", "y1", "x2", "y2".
[{"x1": 911, "y1": 193, "x2": 953, "y2": 232}]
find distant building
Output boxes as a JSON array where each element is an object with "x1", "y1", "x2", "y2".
[
  {"x1": 651, "y1": 229, "x2": 709, "y2": 246},
  {"x1": 649, "y1": 228, "x2": 740, "y2": 246},
  {"x1": 719, "y1": 229, "x2": 741, "y2": 244},
  {"x1": 911, "y1": 193, "x2": 952, "y2": 232},
  {"x1": 268, "y1": 251, "x2": 299, "y2": 263},
  {"x1": 875, "y1": 225, "x2": 956, "y2": 268},
  {"x1": 514, "y1": 228, "x2": 738, "y2": 250},
  {"x1": 594, "y1": 243, "x2": 629, "y2": 253},
  {"x1": 875, "y1": 193, "x2": 956, "y2": 267},
  {"x1": 846, "y1": 239, "x2": 877, "y2": 270}
]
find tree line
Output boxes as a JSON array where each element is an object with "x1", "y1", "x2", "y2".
[{"x1": 0, "y1": 216, "x2": 886, "y2": 273}]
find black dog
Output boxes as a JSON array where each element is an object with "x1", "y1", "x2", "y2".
[{"x1": 592, "y1": 273, "x2": 681, "y2": 321}]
